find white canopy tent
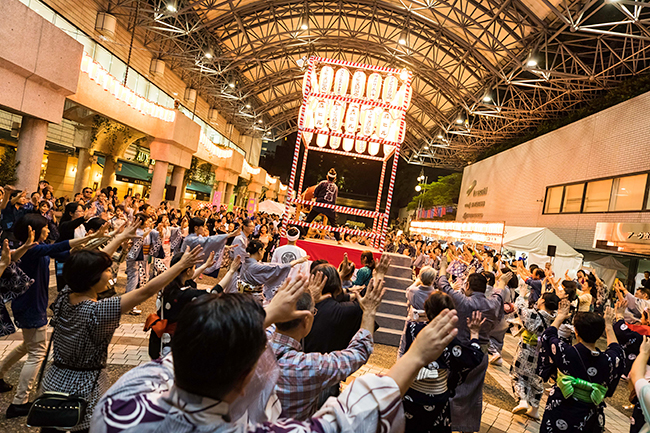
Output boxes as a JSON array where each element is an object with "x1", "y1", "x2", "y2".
[
  {"x1": 502, "y1": 226, "x2": 583, "y2": 277},
  {"x1": 258, "y1": 199, "x2": 294, "y2": 216}
]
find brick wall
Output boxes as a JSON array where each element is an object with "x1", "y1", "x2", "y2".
[{"x1": 457, "y1": 90, "x2": 650, "y2": 250}]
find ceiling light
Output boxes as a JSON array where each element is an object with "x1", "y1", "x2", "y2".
[
  {"x1": 437, "y1": 134, "x2": 443, "y2": 139},
  {"x1": 300, "y1": 14, "x2": 309, "y2": 30},
  {"x1": 258, "y1": 119, "x2": 263, "y2": 123},
  {"x1": 526, "y1": 59, "x2": 537, "y2": 67},
  {"x1": 166, "y1": 2, "x2": 177, "y2": 12},
  {"x1": 482, "y1": 95, "x2": 492, "y2": 102},
  {"x1": 245, "y1": 104, "x2": 251, "y2": 109},
  {"x1": 229, "y1": 82, "x2": 235, "y2": 88},
  {"x1": 205, "y1": 52, "x2": 212, "y2": 59},
  {"x1": 456, "y1": 117, "x2": 463, "y2": 124},
  {"x1": 423, "y1": 146, "x2": 428, "y2": 150}
]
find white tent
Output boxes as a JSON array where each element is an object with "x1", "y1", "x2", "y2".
[
  {"x1": 258, "y1": 199, "x2": 294, "y2": 216},
  {"x1": 502, "y1": 226, "x2": 583, "y2": 277}
]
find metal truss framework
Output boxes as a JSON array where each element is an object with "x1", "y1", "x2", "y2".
[{"x1": 108, "y1": 0, "x2": 650, "y2": 169}]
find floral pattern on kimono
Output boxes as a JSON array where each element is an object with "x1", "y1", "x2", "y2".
[{"x1": 0, "y1": 263, "x2": 34, "y2": 336}]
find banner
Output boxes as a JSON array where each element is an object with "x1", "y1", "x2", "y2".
[
  {"x1": 212, "y1": 191, "x2": 222, "y2": 208},
  {"x1": 247, "y1": 197, "x2": 257, "y2": 215},
  {"x1": 227, "y1": 194, "x2": 235, "y2": 212}
]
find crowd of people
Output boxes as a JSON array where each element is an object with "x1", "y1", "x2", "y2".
[{"x1": 0, "y1": 180, "x2": 647, "y2": 433}]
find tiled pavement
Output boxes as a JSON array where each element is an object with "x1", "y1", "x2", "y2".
[{"x1": 0, "y1": 278, "x2": 632, "y2": 433}]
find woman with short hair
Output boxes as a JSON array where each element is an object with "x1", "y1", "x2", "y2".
[{"x1": 41, "y1": 240, "x2": 203, "y2": 432}]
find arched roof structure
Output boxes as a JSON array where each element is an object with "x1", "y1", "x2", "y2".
[{"x1": 119, "y1": 0, "x2": 650, "y2": 168}]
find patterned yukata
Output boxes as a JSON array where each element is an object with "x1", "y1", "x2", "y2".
[
  {"x1": 613, "y1": 320, "x2": 650, "y2": 433},
  {"x1": 42, "y1": 287, "x2": 121, "y2": 430},
  {"x1": 536, "y1": 326, "x2": 625, "y2": 432},
  {"x1": 90, "y1": 355, "x2": 405, "y2": 433},
  {"x1": 181, "y1": 232, "x2": 231, "y2": 278},
  {"x1": 510, "y1": 295, "x2": 555, "y2": 407},
  {"x1": 125, "y1": 230, "x2": 165, "y2": 292},
  {"x1": 0, "y1": 263, "x2": 34, "y2": 336},
  {"x1": 399, "y1": 321, "x2": 483, "y2": 432}
]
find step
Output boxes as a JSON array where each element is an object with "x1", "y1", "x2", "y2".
[
  {"x1": 378, "y1": 301, "x2": 407, "y2": 316},
  {"x1": 383, "y1": 287, "x2": 407, "y2": 302},
  {"x1": 386, "y1": 265, "x2": 412, "y2": 280},
  {"x1": 384, "y1": 275, "x2": 413, "y2": 290},
  {"x1": 374, "y1": 327, "x2": 402, "y2": 346},
  {"x1": 376, "y1": 312, "x2": 406, "y2": 331},
  {"x1": 383, "y1": 253, "x2": 412, "y2": 268}
]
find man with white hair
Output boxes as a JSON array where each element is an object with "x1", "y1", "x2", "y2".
[{"x1": 272, "y1": 227, "x2": 309, "y2": 279}]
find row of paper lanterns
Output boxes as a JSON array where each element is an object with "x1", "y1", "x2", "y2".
[
  {"x1": 80, "y1": 52, "x2": 176, "y2": 123},
  {"x1": 199, "y1": 133, "x2": 234, "y2": 159}
]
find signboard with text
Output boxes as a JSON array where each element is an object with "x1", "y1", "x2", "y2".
[{"x1": 594, "y1": 222, "x2": 650, "y2": 255}]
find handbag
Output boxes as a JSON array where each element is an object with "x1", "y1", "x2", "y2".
[{"x1": 26, "y1": 324, "x2": 102, "y2": 429}]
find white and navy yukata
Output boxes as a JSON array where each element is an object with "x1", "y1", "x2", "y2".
[
  {"x1": 536, "y1": 326, "x2": 625, "y2": 432},
  {"x1": 510, "y1": 294, "x2": 555, "y2": 407}
]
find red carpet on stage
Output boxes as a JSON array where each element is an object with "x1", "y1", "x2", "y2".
[{"x1": 279, "y1": 238, "x2": 381, "y2": 268}]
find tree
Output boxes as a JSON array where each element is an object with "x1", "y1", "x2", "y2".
[
  {"x1": 0, "y1": 148, "x2": 19, "y2": 186},
  {"x1": 407, "y1": 172, "x2": 462, "y2": 210}
]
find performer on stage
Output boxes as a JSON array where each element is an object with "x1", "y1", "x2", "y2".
[{"x1": 304, "y1": 169, "x2": 342, "y2": 243}]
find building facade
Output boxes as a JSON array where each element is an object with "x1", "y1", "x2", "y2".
[
  {"x1": 0, "y1": 0, "x2": 283, "y2": 209},
  {"x1": 457, "y1": 89, "x2": 650, "y2": 284}
]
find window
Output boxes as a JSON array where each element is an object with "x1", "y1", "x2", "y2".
[
  {"x1": 610, "y1": 174, "x2": 647, "y2": 211},
  {"x1": 545, "y1": 186, "x2": 563, "y2": 214},
  {"x1": 584, "y1": 179, "x2": 613, "y2": 212},
  {"x1": 562, "y1": 183, "x2": 584, "y2": 213}
]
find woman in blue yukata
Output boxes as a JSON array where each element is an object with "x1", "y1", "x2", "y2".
[{"x1": 537, "y1": 299, "x2": 625, "y2": 432}]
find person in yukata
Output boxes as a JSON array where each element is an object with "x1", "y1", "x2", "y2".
[
  {"x1": 229, "y1": 239, "x2": 308, "y2": 302},
  {"x1": 436, "y1": 257, "x2": 505, "y2": 433},
  {"x1": 91, "y1": 275, "x2": 461, "y2": 433},
  {"x1": 537, "y1": 300, "x2": 625, "y2": 432},
  {"x1": 181, "y1": 217, "x2": 239, "y2": 277},
  {"x1": 510, "y1": 287, "x2": 559, "y2": 419},
  {"x1": 611, "y1": 298, "x2": 650, "y2": 433},
  {"x1": 398, "y1": 291, "x2": 485, "y2": 432}
]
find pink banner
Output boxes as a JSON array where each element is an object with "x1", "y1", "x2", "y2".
[
  {"x1": 212, "y1": 191, "x2": 222, "y2": 208},
  {"x1": 247, "y1": 197, "x2": 257, "y2": 215}
]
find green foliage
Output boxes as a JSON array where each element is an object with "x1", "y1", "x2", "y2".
[
  {"x1": 0, "y1": 148, "x2": 19, "y2": 186},
  {"x1": 407, "y1": 172, "x2": 462, "y2": 210},
  {"x1": 476, "y1": 73, "x2": 650, "y2": 161},
  {"x1": 184, "y1": 156, "x2": 214, "y2": 185}
]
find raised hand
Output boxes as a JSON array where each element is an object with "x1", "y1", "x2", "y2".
[
  {"x1": 604, "y1": 305, "x2": 616, "y2": 325},
  {"x1": 229, "y1": 227, "x2": 241, "y2": 238},
  {"x1": 307, "y1": 271, "x2": 329, "y2": 304},
  {"x1": 0, "y1": 239, "x2": 11, "y2": 269},
  {"x1": 373, "y1": 254, "x2": 391, "y2": 280},
  {"x1": 179, "y1": 245, "x2": 204, "y2": 269},
  {"x1": 641, "y1": 336, "x2": 650, "y2": 356},
  {"x1": 409, "y1": 309, "x2": 459, "y2": 366},
  {"x1": 265, "y1": 275, "x2": 310, "y2": 326},
  {"x1": 203, "y1": 251, "x2": 216, "y2": 269},
  {"x1": 358, "y1": 278, "x2": 386, "y2": 314},
  {"x1": 467, "y1": 311, "x2": 485, "y2": 339},
  {"x1": 557, "y1": 299, "x2": 571, "y2": 320},
  {"x1": 615, "y1": 298, "x2": 628, "y2": 319},
  {"x1": 229, "y1": 255, "x2": 242, "y2": 272}
]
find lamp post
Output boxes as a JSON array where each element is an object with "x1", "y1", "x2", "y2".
[{"x1": 415, "y1": 169, "x2": 428, "y2": 218}]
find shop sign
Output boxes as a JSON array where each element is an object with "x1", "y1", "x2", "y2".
[
  {"x1": 463, "y1": 181, "x2": 488, "y2": 219},
  {"x1": 117, "y1": 175, "x2": 149, "y2": 185},
  {"x1": 594, "y1": 222, "x2": 650, "y2": 254},
  {"x1": 134, "y1": 151, "x2": 150, "y2": 166}
]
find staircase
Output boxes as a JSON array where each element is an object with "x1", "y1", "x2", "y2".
[{"x1": 375, "y1": 253, "x2": 413, "y2": 346}]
